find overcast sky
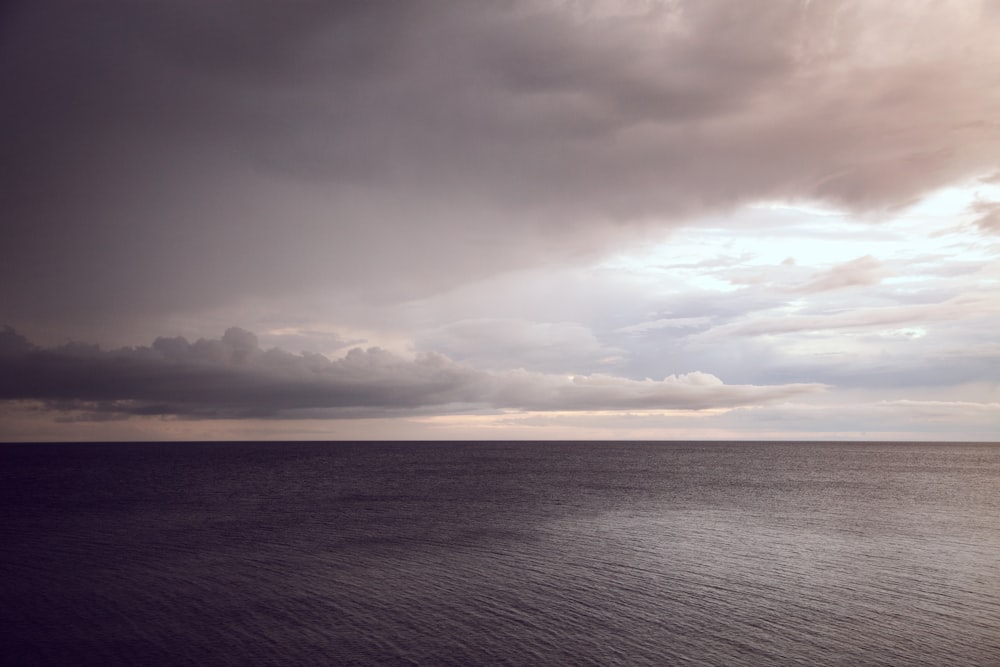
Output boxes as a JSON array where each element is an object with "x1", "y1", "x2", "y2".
[{"x1": 2, "y1": 0, "x2": 998, "y2": 441}]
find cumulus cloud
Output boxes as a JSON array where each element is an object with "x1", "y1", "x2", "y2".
[
  {"x1": 2, "y1": 1, "x2": 998, "y2": 334},
  {"x1": 0, "y1": 327, "x2": 823, "y2": 419}
]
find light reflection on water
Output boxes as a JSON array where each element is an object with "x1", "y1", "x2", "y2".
[{"x1": 2, "y1": 441, "x2": 999, "y2": 665}]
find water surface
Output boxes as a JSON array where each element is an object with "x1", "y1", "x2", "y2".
[{"x1": 2, "y1": 441, "x2": 998, "y2": 665}]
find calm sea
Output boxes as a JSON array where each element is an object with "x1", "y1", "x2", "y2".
[{"x1": 2, "y1": 441, "x2": 999, "y2": 666}]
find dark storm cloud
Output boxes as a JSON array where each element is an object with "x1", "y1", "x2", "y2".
[
  {"x1": 2, "y1": 1, "x2": 998, "y2": 334},
  {"x1": 0, "y1": 327, "x2": 483, "y2": 418},
  {"x1": 0, "y1": 327, "x2": 823, "y2": 419}
]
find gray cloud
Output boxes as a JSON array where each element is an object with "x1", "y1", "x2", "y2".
[
  {"x1": 792, "y1": 255, "x2": 884, "y2": 293},
  {"x1": 2, "y1": 1, "x2": 999, "y2": 337},
  {"x1": 711, "y1": 293, "x2": 996, "y2": 338},
  {"x1": 416, "y1": 318, "x2": 625, "y2": 374},
  {"x1": 969, "y1": 200, "x2": 1000, "y2": 234},
  {"x1": 0, "y1": 327, "x2": 823, "y2": 419}
]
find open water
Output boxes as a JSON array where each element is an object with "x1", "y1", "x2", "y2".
[{"x1": 2, "y1": 441, "x2": 999, "y2": 665}]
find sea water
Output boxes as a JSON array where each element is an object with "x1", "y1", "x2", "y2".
[{"x1": 2, "y1": 441, "x2": 999, "y2": 665}]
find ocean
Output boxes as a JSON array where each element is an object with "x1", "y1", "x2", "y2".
[{"x1": 2, "y1": 441, "x2": 998, "y2": 666}]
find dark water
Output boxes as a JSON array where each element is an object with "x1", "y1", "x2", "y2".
[{"x1": 2, "y1": 441, "x2": 999, "y2": 666}]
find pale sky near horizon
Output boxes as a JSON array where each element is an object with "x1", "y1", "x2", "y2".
[{"x1": 1, "y1": 1, "x2": 998, "y2": 441}]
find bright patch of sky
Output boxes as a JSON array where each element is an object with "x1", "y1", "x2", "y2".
[
  {"x1": 601, "y1": 181, "x2": 998, "y2": 289},
  {"x1": 579, "y1": 182, "x2": 1000, "y2": 412}
]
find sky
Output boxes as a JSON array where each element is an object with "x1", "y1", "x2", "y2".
[{"x1": 1, "y1": 0, "x2": 999, "y2": 441}]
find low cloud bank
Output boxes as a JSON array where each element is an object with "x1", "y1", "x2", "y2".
[{"x1": 0, "y1": 327, "x2": 824, "y2": 420}]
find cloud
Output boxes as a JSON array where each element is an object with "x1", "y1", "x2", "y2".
[
  {"x1": 969, "y1": 200, "x2": 1000, "y2": 234},
  {"x1": 416, "y1": 318, "x2": 624, "y2": 374},
  {"x1": 710, "y1": 293, "x2": 997, "y2": 338},
  {"x1": 615, "y1": 317, "x2": 714, "y2": 335},
  {"x1": 792, "y1": 255, "x2": 884, "y2": 293},
  {"x1": 875, "y1": 398, "x2": 1000, "y2": 419},
  {"x1": 718, "y1": 396, "x2": 1000, "y2": 438},
  {"x1": 2, "y1": 1, "x2": 999, "y2": 335},
  {"x1": 0, "y1": 327, "x2": 823, "y2": 420}
]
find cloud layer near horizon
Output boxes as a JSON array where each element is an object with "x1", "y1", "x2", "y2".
[
  {"x1": 2, "y1": 0, "x2": 999, "y2": 336},
  {"x1": 0, "y1": 327, "x2": 823, "y2": 420}
]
